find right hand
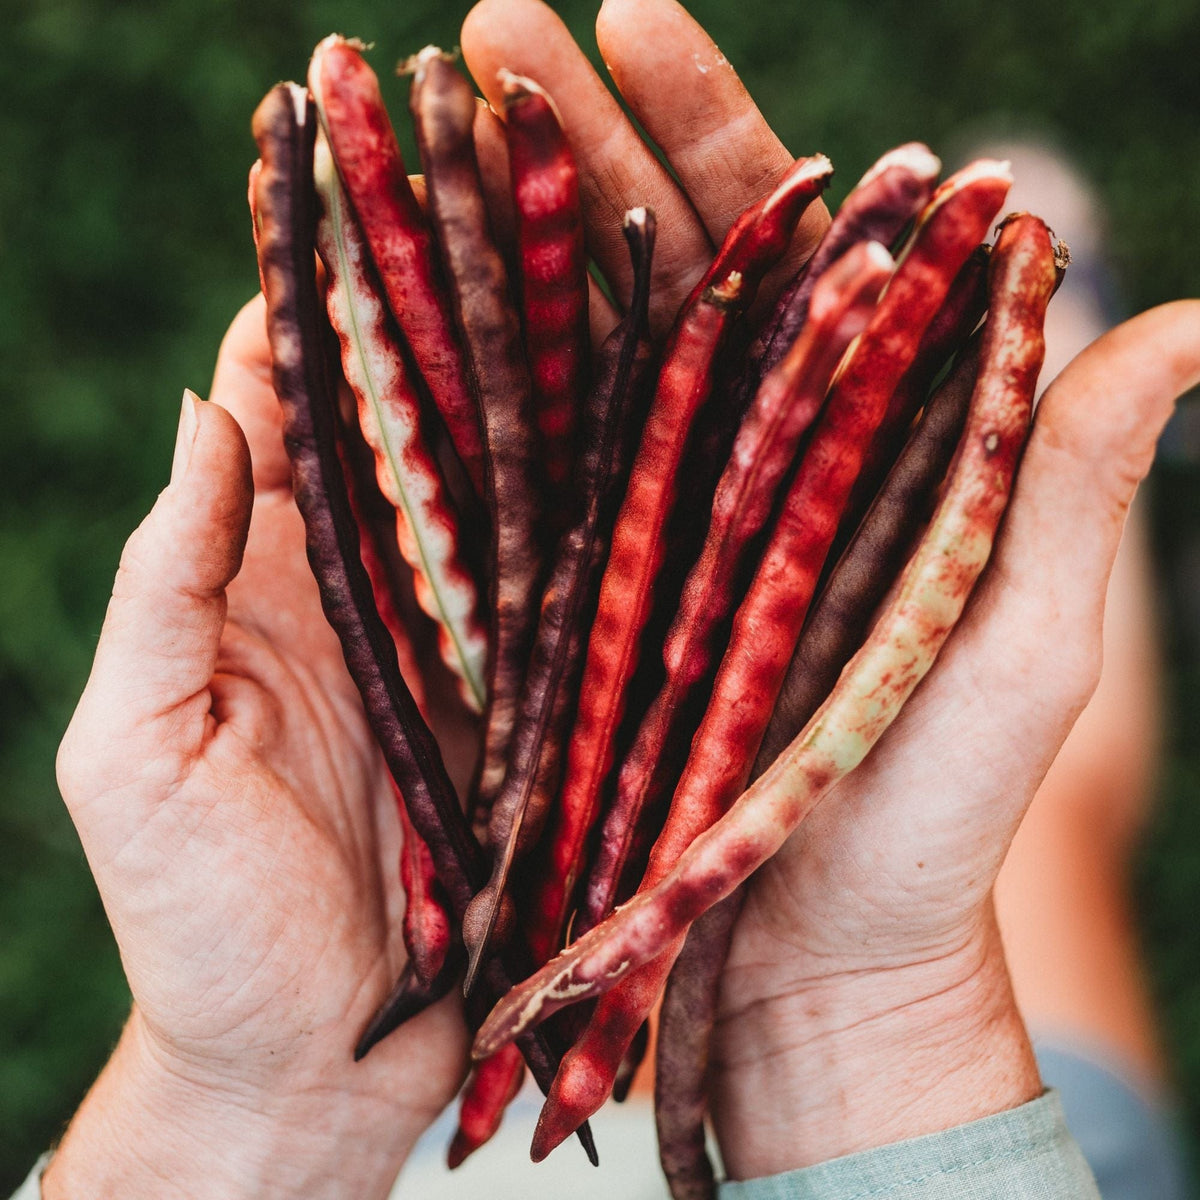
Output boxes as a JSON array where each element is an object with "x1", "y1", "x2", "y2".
[{"x1": 48, "y1": 299, "x2": 469, "y2": 1200}]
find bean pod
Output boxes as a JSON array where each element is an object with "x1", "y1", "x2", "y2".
[
  {"x1": 471, "y1": 213, "x2": 1058, "y2": 1066},
  {"x1": 314, "y1": 130, "x2": 489, "y2": 712},
  {"x1": 409, "y1": 47, "x2": 545, "y2": 822},
  {"x1": 309, "y1": 37, "x2": 486, "y2": 495}
]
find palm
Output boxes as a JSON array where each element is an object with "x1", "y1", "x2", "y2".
[
  {"x1": 127, "y1": 496, "x2": 397, "y2": 1059},
  {"x1": 723, "y1": 305, "x2": 1198, "y2": 1008},
  {"x1": 61, "y1": 297, "x2": 467, "y2": 1120},
  {"x1": 735, "y1": 584, "x2": 1082, "y2": 981}
]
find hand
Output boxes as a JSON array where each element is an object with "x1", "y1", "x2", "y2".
[
  {"x1": 460, "y1": 0, "x2": 1200, "y2": 1178},
  {"x1": 461, "y1": 0, "x2": 831, "y2": 345},
  {"x1": 47, "y1": 301, "x2": 468, "y2": 1200},
  {"x1": 709, "y1": 300, "x2": 1200, "y2": 1176}
]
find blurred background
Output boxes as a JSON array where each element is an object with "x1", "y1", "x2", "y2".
[{"x1": 2, "y1": 0, "x2": 1199, "y2": 1189}]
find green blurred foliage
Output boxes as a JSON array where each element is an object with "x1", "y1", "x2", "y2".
[{"x1": 1, "y1": 0, "x2": 1198, "y2": 1189}]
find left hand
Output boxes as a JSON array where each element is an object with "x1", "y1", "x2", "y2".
[{"x1": 460, "y1": 0, "x2": 1200, "y2": 1179}]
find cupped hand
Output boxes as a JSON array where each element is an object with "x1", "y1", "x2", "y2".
[
  {"x1": 460, "y1": 0, "x2": 1200, "y2": 1176},
  {"x1": 710, "y1": 299, "x2": 1200, "y2": 1174},
  {"x1": 49, "y1": 299, "x2": 467, "y2": 1200}
]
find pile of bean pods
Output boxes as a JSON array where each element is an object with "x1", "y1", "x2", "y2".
[{"x1": 249, "y1": 36, "x2": 1066, "y2": 1198}]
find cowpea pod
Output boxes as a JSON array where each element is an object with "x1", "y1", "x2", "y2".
[
  {"x1": 523, "y1": 211, "x2": 660, "y2": 970},
  {"x1": 309, "y1": 36, "x2": 486, "y2": 496},
  {"x1": 449, "y1": 1043, "x2": 527, "y2": 1168},
  {"x1": 471, "y1": 214, "x2": 1058, "y2": 1081},
  {"x1": 835, "y1": 243, "x2": 990, "y2": 546},
  {"x1": 501, "y1": 70, "x2": 589, "y2": 502},
  {"x1": 314, "y1": 131, "x2": 488, "y2": 712},
  {"x1": 654, "y1": 887, "x2": 746, "y2": 1200},
  {"x1": 409, "y1": 47, "x2": 544, "y2": 823}
]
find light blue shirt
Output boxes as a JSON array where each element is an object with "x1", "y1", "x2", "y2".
[
  {"x1": 10, "y1": 1091, "x2": 1098, "y2": 1199},
  {"x1": 719, "y1": 1090, "x2": 1098, "y2": 1199}
]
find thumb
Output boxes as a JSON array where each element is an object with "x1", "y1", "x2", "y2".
[{"x1": 59, "y1": 391, "x2": 253, "y2": 816}]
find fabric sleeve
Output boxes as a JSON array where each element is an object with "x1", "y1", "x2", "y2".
[
  {"x1": 717, "y1": 1090, "x2": 1099, "y2": 1200},
  {"x1": 8, "y1": 1153, "x2": 50, "y2": 1200}
]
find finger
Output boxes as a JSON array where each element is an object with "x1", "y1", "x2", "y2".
[
  {"x1": 589, "y1": 273, "x2": 621, "y2": 348},
  {"x1": 934, "y1": 300, "x2": 1200, "y2": 743},
  {"x1": 595, "y1": 0, "x2": 828, "y2": 262},
  {"x1": 210, "y1": 293, "x2": 292, "y2": 493},
  {"x1": 59, "y1": 394, "x2": 254, "y2": 811},
  {"x1": 990, "y1": 300, "x2": 1199, "y2": 629},
  {"x1": 461, "y1": 0, "x2": 713, "y2": 337}
]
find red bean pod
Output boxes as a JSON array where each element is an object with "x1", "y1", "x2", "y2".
[
  {"x1": 394, "y1": 792, "x2": 453, "y2": 985},
  {"x1": 749, "y1": 143, "x2": 942, "y2": 382},
  {"x1": 252, "y1": 92, "x2": 596, "y2": 1163},
  {"x1": 548, "y1": 157, "x2": 833, "y2": 960},
  {"x1": 308, "y1": 36, "x2": 486, "y2": 497},
  {"x1": 576, "y1": 241, "x2": 893, "y2": 938},
  {"x1": 523, "y1": 213, "x2": 661, "y2": 969},
  {"x1": 448, "y1": 1043, "x2": 527, "y2": 1169},
  {"x1": 471, "y1": 211, "x2": 1058, "y2": 1065},
  {"x1": 461, "y1": 210, "x2": 657, "y2": 990},
  {"x1": 501, "y1": 70, "x2": 589, "y2": 501},
  {"x1": 314, "y1": 130, "x2": 489, "y2": 713},
  {"x1": 837, "y1": 242, "x2": 990, "y2": 541},
  {"x1": 409, "y1": 47, "x2": 544, "y2": 821}
]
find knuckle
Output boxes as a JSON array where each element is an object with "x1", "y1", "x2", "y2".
[
  {"x1": 111, "y1": 516, "x2": 158, "y2": 602},
  {"x1": 55, "y1": 717, "x2": 91, "y2": 807}
]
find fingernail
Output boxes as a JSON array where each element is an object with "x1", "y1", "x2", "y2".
[{"x1": 171, "y1": 389, "x2": 202, "y2": 485}]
